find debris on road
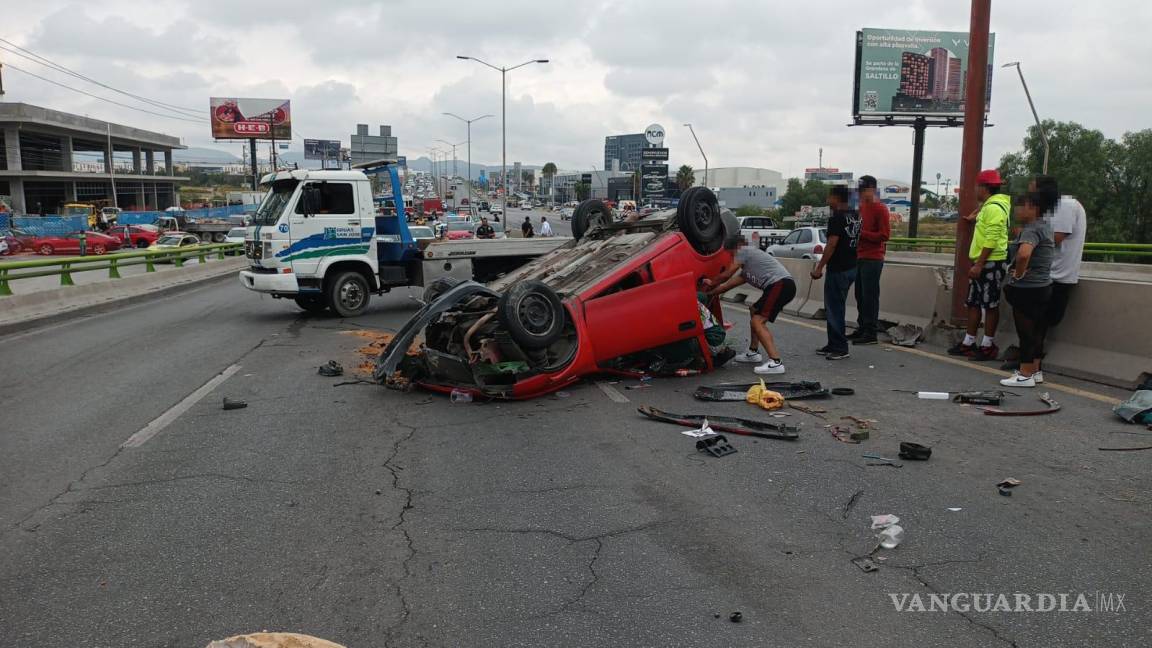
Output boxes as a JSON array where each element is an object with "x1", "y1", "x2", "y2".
[
  {"x1": 862, "y1": 453, "x2": 902, "y2": 467},
  {"x1": 638, "y1": 406, "x2": 800, "y2": 440},
  {"x1": 997, "y1": 478, "x2": 1022, "y2": 496},
  {"x1": 681, "y1": 418, "x2": 716, "y2": 438},
  {"x1": 886, "y1": 323, "x2": 923, "y2": 347},
  {"x1": 842, "y1": 489, "x2": 864, "y2": 519},
  {"x1": 1098, "y1": 445, "x2": 1152, "y2": 452},
  {"x1": 746, "y1": 379, "x2": 785, "y2": 411},
  {"x1": 828, "y1": 425, "x2": 865, "y2": 443},
  {"x1": 916, "y1": 391, "x2": 951, "y2": 400},
  {"x1": 842, "y1": 415, "x2": 876, "y2": 429},
  {"x1": 697, "y1": 434, "x2": 738, "y2": 457},
  {"x1": 981, "y1": 392, "x2": 1061, "y2": 416},
  {"x1": 693, "y1": 381, "x2": 829, "y2": 401},
  {"x1": 728, "y1": 611, "x2": 743, "y2": 623},
  {"x1": 831, "y1": 387, "x2": 855, "y2": 396},
  {"x1": 317, "y1": 360, "x2": 344, "y2": 377},
  {"x1": 789, "y1": 402, "x2": 828, "y2": 419},
  {"x1": 898, "y1": 442, "x2": 932, "y2": 461},
  {"x1": 1112, "y1": 390, "x2": 1152, "y2": 424},
  {"x1": 851, "y1": 556, "x2": 879, "y2": 572},
  {"x1": 450, "y1": 389, "x2": 474, "y2": 403},
  {"x1": 952, "y1": 390, "x2": 1006, "y2": 405},
  {"x1": 206, "y1": 633, "x2": 346, "y2": 648},
  {"x1": 222, "y1": 397, "x2": 247, "y2": 410},
  {"x1": 871, "y1": 514, "x2": 900, "y2": 529},
  {"x1": 871, "y1": 515, "x2": 904, "y2": 548}
]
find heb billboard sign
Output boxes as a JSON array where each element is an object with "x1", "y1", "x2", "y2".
[
  {"x1": 641, "y1": 147, "x2": 669, "y2": 161},
  {"x1": 211, "y1": 97, "x2": 292, "y2": 140},
  {"x1": 853, "y1": 28, "x2": 995, "y2": 119}
]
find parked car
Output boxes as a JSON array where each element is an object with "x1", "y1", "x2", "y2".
[
  {"x1": 2, "y1": 228, "x2": 37, "y2": 254},
  {"x1": 766, "y1": 226, "x2": 827, "y2": 259},
  {"x1": 105, "y1": 225, "x2": 160, "y2": 248},
  {"x1": 408, "y1": 226, "x2": 436, "y2": 241},
  {"x1": 520, "y1": 203, "x2": 533, "y2": 211},
  {"x1": 223, "y1": 227, "x2": 247, "y2": 255},
  {"x1": 444, "y1": 221, "x2": 476, "y2": 240},
  {"x1": 32, "y1": 231, "x2": 123, "y2": 255},
  {"x1": 149, "y1": 233, "x2": 202, "y2": 253},
  {"x1": 490, "y1": 205, "x2": 504, "y2": 217},
  {"x1": 376, "y1": 187, "x2": 737, "y2": 399},
  {"x1": 737, "y1": 216, "x2": 791, "y2": 249}
]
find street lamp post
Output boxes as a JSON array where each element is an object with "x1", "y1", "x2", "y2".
[
  {"x1": 684, "y1": 123, "x2": 708, "y2": 188},
  {"x1": 435, "y1": 139, "x2": 468, "y2": 210},
  {"x1": 428, "y1": 147, "x2": 445, "y2": 200},
  {"x1": 443, "y1": 113, "x2": 493, "y2": 204},
  {"x1": 456, "y1": 55, "x2": 549, "y2": 211},
  {"x1": 1002, "y1": 61, "x2": 1049, "y2": 174}
]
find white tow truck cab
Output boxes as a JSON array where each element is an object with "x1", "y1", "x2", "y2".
[{"x1": 239, "y1": 159, "x2": 568, "y2": 316}]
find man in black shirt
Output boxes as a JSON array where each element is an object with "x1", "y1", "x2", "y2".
[
  {"x1": 810, "y1": 186, "x2": 861, "y2": 360},
  {"x1": 521, "y1": 216, "x2": 535, "y2": 238},
  {"x1": 475, "y1": 217, "x2": 496, "y2": 239}
]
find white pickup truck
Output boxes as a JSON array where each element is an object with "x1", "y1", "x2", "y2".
[
  {"x1": 736, "y1": 216, "x2": 791, "y2": 250},
  {"x1": 238, "y1": 160, "x2": 569, "y2": 316}
]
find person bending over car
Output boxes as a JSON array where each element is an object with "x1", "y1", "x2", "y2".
[{"x1": 703, "y1": 236, "x2": 797, "y2": 375}]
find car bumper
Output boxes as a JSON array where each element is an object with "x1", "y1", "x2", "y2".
[{"x1": 239, "y1": 269, "x2": 300, "y2": 295}]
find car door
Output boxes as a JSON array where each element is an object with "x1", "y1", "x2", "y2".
[
  {"x1": 796, "y1": 228, "x2": 814, "y2": 257},
  {"x1": 582, "y1": 271, "x2": 702, "y2": 364},
  {"x1": 777, "y1": 229, "x2": 802, "y2": 257},
  {"x1": 290, "y1": 180, "x2": 360, "y2": 276}
]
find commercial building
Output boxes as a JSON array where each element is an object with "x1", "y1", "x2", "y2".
[
  {"x1": 552, "y1": 169, "x2": 629, "y2": 203},
  {"x1": 0, "y1": 102, "x2": 187, "y2": 213},
  {"x1": 603, "y1": 133, "x2": 648, "y2": 172},
  {"x1": 716, "y1": 186, "x2": 777, "y2": 210},
  {"x1": 692, "y1": 166, "x2": 784, "y2": 190},
  {"x1": 349, "y1": 124, "x2": 397, "y2": 165}
]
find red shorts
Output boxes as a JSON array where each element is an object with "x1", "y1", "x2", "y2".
[{"x1": 751, "y1": 278, "x2": 797, "y2": 322}]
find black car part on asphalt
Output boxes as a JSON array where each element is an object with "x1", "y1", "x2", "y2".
[
  {"x1": 897, "y1": 442, "x2": 932, "y2": 460},
  {"x1": 980, "y1": 392, "x2": 1061, "y2": 416},
  {"x1": 693, "y1": 381, "x2": 830, "y2": 401},
  {"x1": 952, "y1": 390, "x2": 1006, "y2": 405},
  {"x1": 697, "y1": 434, "x2": 737, "y2": 457},
  {"x1": 637, "y1": 406, "x2": 800, "y2": 440}
]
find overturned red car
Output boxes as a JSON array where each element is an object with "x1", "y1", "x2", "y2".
[{"x1": 375, "y1": 187, "x2": 739, "y2": 399}]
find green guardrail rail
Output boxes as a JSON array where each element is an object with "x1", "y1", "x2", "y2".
[
  {"x1": 0, "y1": 243, "x2": 243, "y2": 296},
  {"x1": 888, "y1": 238, "x2": 1152, "y2": 260}
]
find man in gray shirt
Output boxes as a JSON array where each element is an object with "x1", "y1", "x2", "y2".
[{"x1": 704, "y1": 236, "x2": 796, "y2": 375}]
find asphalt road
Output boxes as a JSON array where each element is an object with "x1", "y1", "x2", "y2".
[{"x1": 1, "y1": 278, "x2": 1148, "y2": 647}]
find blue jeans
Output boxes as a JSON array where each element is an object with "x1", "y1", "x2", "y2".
[{"x1": 824, "y1": 268, "x2": 857, "y2": 353}]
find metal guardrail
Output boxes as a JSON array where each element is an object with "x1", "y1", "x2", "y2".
[
  {"x1": 0, "y1": 243, "x2": 242, "y2": 296},
  {"x1": 888, "y1": 237, "x2": 1152, "y2": 260}
]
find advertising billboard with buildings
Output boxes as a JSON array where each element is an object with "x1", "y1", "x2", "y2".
[
  {"x1": 853, "y1": 28, "x2": 995, "y2": 118},
  {"x1": 304, "y1": 139, "x2": 341, "y2": 160},
  {"x1": 210, "y1": 98, "x2": 292, "y2": 140},
  {"x1": 641, "y1": 163, "x2": 667, "y2": 202}
]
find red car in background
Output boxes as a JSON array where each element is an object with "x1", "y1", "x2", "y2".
[
  {"x1": 105, "y1": 225, "x2": 160, "y2": 248},
  {"x1": 2, "y1": 228, "x2": 38, "y2": 255},
  {"x1": 32, "y1": 231, "x2": 123, "y2": 255},
  {"x1": 377, "y1": 187, "x2": 736, "y2": 399},
  {"x1": 444, "y1": 220, "x2": 476, "y2": 240}
]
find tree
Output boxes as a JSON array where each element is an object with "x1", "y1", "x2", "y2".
[
  {"x1": 778, "y1": 177, "x2": 829, "y2": 218},
  {"x1": 676, "y1": 164, "x2": 695, "y2": 191},
  {"x1": 574, "y1": 181, "x2": 591, "y2": 201},
  {"x1": 541, "y1": 162, "x2": 557, "y2": 199}
]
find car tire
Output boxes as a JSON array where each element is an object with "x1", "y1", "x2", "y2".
[
  {"x1": 423, "y1": 276, "x2": 462, "y2": 304},
  {"x1": 294, "y1": 295, "x2": 329, "y2": 314},
  {"x1": 498, "y1": 280, "x2": 566, "y2": 349},
  {"x1": 572, "y1": 199, "x2": 610, "y2": 240},
  {"x1": 136, "y1": 240, "x2": 149, "y2": 248},
  {"x1": 39, "y1": 244, "x2": 54, "y2": 255},
  {"x1": 92, "y1": 244, "x2": 107, "y2": 255},
  {"x1": 676, "y1": 187, "x2": 724, "y2": 255},
  {"x1": 328, "y1": 271, "x2": 371, "y2": 317}
]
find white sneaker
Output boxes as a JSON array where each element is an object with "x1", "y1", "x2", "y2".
[
  {"x1": 735, "y1": 351, "x2": 763, "y2": 363},
  {"x1": 754, "y1": 360, "x2": 786, "y2": 375},
  {"x1": 1000, "y1": 372, "x2": 1036, "y2": 388},
  {"x1": 1033, "y1": 370, "x2": 1044, "y2": 384}
]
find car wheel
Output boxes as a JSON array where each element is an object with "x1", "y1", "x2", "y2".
[
  {"x1": 676, "y1": 187, "x2": 724, "y2": 255},
  {"x1": 328, "y1": 271, "x2": 371, "y2": 317},
  {"x1": 423, "y1": 276, "x2": 462, "y2": 304},
  {"x1": 498, "y1": 280, "x2": 566, "y2": 349},
  {"x1": 294, "y1": 295, "x2": 329, "y2": 314},
  {"x1": 572, "y1": 199, "x2": 610, "y2": 240},
  {"x1": 136, "y1": 239, "x2": 149, "y2": 248},
  {"x1": 92, "y1": 244, "x2": 107, "y2": 255},
  {"x1": 39, "y1": 244, "x2": 54, "y2": 255},
  {"x1": 801, "y1": 254, "x2": 813, "y2": 260},
  {"x1": 213, "y1": 232, "x2": 227, "y2": 243}
]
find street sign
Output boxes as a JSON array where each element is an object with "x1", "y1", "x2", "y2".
[
  {"x1": 304, "y1": 139, "x2": 341, "y2": 160},
  {"x1": 641, "y1": 147, "x2": 669, "y2": 161},
  {"x1": 396, "y1": 156, "x2": 407, "y2": 167}
]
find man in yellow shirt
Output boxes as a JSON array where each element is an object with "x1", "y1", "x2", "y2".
[{"x1": 949, "y1": 169, "x2": 1010, "y2": 361}]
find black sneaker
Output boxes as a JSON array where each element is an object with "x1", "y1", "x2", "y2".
[
  {"x1": 713, "y1": 347, "x2": 737, "y2": 367},
  {"x1": 853, "y1": 335, "x2": 878, "y2": 345},
  {"x1": 826, "y1": 350, "x2": 851, "y2": 360},
  {"x1": 846, "y1": 330, "x2": 863, "y2": 341},
  {"x1": 816, "y1": 346, "x2": 832, "y2": 355},
  {"x1": 968, "y1": 344, "x2": 999, "y2": 362},
  {"x1": 947, "y1": 342, "x2": 975, "y2": 356}
]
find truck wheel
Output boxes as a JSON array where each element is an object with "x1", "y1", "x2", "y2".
[
  {"x1": 498, "y1": 280, "x2": 565, "y2": 349},
  {"x1": 294, "y1": 296, "x2": 329, "y2": 314},
  {"x1": 328, "y1": 271, "x2": 371, "y2": 317},
  {"x1": 676, "y1": 187, "x2": 723, "y2": 255},
  {"x1": 423, "y1": 277, "x2": 462, "y2": 304},
  {"x1": 572, "y1": 199, "x2": 609, "y2": 240},
  {"x1": 213, "y1": 232, "x2": 227, "y2": 243}
]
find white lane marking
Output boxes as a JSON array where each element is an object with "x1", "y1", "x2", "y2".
[
  {"x1": 121, "y1": 364, "x2": 242, "y2": 448},
  {"x1": 595, "y1": 380, "x2": 630, "y2": 404}
]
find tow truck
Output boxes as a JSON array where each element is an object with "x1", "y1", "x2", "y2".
[{"x1": 238, "y1": 159, "x2": 570, "y2": 316}]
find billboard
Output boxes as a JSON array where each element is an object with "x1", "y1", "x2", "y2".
[
  {"x1": 210, "y1": 98, "x2": 291, "y2": 140},
  {"x1": 641, "y1": 147, "x2": 669, "y2": 161},
  {"x1": 641, "y1": 163, "x2": 667, "y2": 201},
  {"x1": 853, "y1": 28, "x2": 994, "y2": 118},
  {"x1": 304, "y1": 139, "x2": 341, "y2": 160}
]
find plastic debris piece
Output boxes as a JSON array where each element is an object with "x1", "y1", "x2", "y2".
[
  {"x1": 317, "y1": 360, "x2": 344, "y2": 377},
  {"x1": 947, "y1": 508, "x2": 963, "y2": 512},
  {"x1": 871, "y1": 514, "x2": 900, "y2": 529},
  {"x1": 555, "y1": 391, "x2": 571, "y2": 399},
  {"x1": 898, "y1": 442, "x2": 932, "y2": 460},
  {"x1": 917, "y1": 391, "x2": 951, "y2": 400},
  {"x1": 729, "y1": 611, "x2": 743, "y2": 623},
  {"x1": 222, "y1": 397, "x2": 247, "y2": 410},
  {"x1": 886, "y1": 323, "x2": 923, "y2": 347},
  {"x1": 450, "y1": 389, "x2": 473, "y2": 403},
  {"x1": 681, "y1": 419, "x2": 716, "y2": 438},
  {"x1": 878, "y1": 525, "x2": 904, "y2": 548},
  {"x1": 851, "y1": 556, "x2": 879, "y2": 572},
  {"x1": 997, "y1": 478, "x2": 1022, "y2": 487},
  {"x1": 696, "y1": 434, "x2": 737, "y2": 457}
]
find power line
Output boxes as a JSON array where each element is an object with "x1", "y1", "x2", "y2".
[
  {"x1": 3, "y1": 62, "x2": 208, "y2": 123},
  {"x1": 0, "y1": 37, "x2": 205, "y2": 118}
]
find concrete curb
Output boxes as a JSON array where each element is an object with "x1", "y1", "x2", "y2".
[{"x1": 0, "y1": 257, "x2": 246, "y2": 336}]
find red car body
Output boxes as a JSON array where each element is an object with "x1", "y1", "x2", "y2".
[
  {"x1": 105, "y1": 225, "x2": 160, "y2": 248},
  {"x1": 2, "y1": 228, "x2": 37, "y2": 255},
  {"x1": 378, "y1": 189, "x2": 736, "y2": 399},
  {"x1": 32, "y1": 231, "x2": 123, "y2": 255}
]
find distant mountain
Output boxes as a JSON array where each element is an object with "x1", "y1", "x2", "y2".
[{"x1": 405, "y1": 156, "x2": 541, "y2": 180}]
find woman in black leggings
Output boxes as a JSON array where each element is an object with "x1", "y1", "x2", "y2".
[{"x1": 1000, "y1": 193, "x2": 1055, "y2": 388}]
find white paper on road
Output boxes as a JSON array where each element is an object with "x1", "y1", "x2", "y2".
[{"x1": 682, "y1": 419, "x2": 716, "y2": 437}]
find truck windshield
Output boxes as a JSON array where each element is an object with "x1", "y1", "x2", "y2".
[{"x1": 251, "y1": 179, "x2": 299, "y2": 226}]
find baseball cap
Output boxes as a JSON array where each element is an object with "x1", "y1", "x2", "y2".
[{"x1": 976, "y1": 169, "x2": 1002, "y2": 185}]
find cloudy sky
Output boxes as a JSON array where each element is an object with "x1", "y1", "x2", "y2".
[{"x1": 4, "y1": 0, "x2": 1150, "y2": 185}]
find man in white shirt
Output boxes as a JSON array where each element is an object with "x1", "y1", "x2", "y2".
[
  {"x1": 1032, "y1": 175, "x2": 1086, "y2": 366},
  {"x1": 539, "y1": 216, "x2": 554, "y2": 237}
]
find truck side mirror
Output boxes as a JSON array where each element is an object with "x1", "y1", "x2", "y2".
[{"x1": 301, "y1": 185, "x2": 321, "y2": 216}]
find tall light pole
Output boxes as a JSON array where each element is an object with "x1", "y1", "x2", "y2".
[
  {"x1": 1002, "y1": 61, "x2": 1049, "y2": 174},
  {"x1": 443, "y1": 113, "x2": 492, "y2": 199},
  {"x1": 684, "y1": 123, "x2": 708, "y2": 188},
  {"x1": 436, "y1": 139, "x2": 467, "y2": 209},
  {"x1": 428, "y1": 147, "x2": 445, "y2": 199},
  {"x1": 456, "y1": 55, "x2": 549, "y2": 210}
]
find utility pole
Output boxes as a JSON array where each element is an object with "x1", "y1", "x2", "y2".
[
  {"x1": 908, "y1": 117, "x2": 927, "y2": 238},
  {"x1": 106, "y1": 123, "x2": 119, "y2": 209},
  {"x1": 684, "y1": 123, "x2": 708, "y2": 188},
  {"x1": 1002, "y1": 61, "x2": 1049, "y2": 173},
  {"x1": 952, "y1": 0, "x2": 992, "y2": 322},
  {"x1": 443, "y1": 113, "x2": 493, "y2": 202}
]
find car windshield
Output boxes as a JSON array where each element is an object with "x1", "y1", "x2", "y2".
[
  {"x1": 819, "y1": 229, "x2": 828, "y2": 243},
  {"x1": 156, "y1": 236, "x2": 183, "y2": 245},
  {"x1": 447, "y1": 222, "x2": 473, "y2": 231},
  {"x1": 251, "y1": 180, "x2": 298, "y2": 226},
  {"x1": 227, "y1": 228, "x2": 246, "y2": 237},
  {"x1": 409, "y1": 227, "x2": 434, "y2": 238}
]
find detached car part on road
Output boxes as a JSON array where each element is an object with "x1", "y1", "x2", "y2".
[{"x1": 376, "y1": 188, "x2": 739, "y2": 399}]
